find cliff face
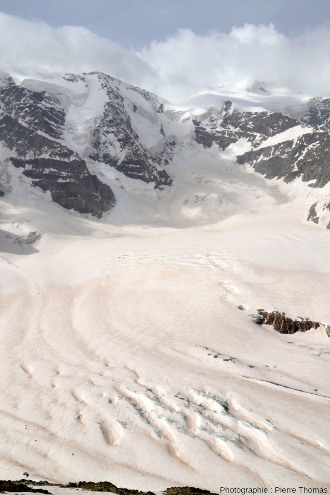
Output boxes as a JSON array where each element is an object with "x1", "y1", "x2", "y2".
[
  {"x1": 256, "y1": 310, "x2": 321, "y2": 334},
  {"x1": 194, "y1": 101, "x2": 298, "y2": 150},
  {"x1": 237, "y1": 131, "x2": 330, "y2": 188},
  {"x1": 2, "y1": 72, "x2": 330, "y2": 224},
  {"x1": 0, "y1": 73, "x2": 173, "y2": 217},
  {"x1": 11, "y1": 158, "x2": 115, "y2": 219}
]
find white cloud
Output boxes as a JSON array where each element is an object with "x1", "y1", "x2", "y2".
[
  {"x1": 1, "y1": 12, "x2": 330, "y2": 101},
  {"x1": 139, "y1": 24, "x2": 330, "y2": 100},
  {"x1": 0, "y1": 13, "x2": 157, "y2": 89}
]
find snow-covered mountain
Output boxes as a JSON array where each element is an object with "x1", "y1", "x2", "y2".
[{"x1": 1, "y1": 71, "x2": 330, "y2": 228}]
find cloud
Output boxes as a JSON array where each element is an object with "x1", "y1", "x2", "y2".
[
  {"x1": 0, "y1": 13, "x2": 157, "y2": 89},
  {"x1": 1, "y1": 12, "x2": 330, "y2": 101},
  {"x1": 139, "y1": 24, "x2": 330, "y2": 100}
]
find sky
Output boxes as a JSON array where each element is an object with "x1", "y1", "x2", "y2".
[
  {"x1": 0, "y1": 1, "x2": 330, "y2": 101},
  {"x1": 0, "y1": 0, "x2": 329, "y2": 48}
]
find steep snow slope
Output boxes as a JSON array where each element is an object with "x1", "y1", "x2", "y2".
[{"x1": 0, "y1": 73, "x2": 330, "y2": 491}]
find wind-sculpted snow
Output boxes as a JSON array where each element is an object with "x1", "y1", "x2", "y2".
[{"x1": 0, "y1": 195, "x2": 329, "y2": 490}]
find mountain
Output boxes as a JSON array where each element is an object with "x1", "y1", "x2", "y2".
[
  {"x1": 0, "y1": 72, "x2": 330, "y2": 491},
  {"x1": 0, "y1": 71, "x2": 330, "y2": 227}
]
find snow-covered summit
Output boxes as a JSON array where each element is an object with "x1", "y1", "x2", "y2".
[{"x1": 0, "y1": 70, "x2": 330, "y2": 228}]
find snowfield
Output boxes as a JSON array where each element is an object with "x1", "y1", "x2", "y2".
[{"x1": 0, "y1": 158, "x2": 330, "y2": 491}]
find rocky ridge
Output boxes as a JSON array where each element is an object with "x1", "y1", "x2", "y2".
[
  {"x1": 0, "y1": 479, "x2": 216, "y2": 495},
  {"x1": 1, "y1": 72, "x2": 330, "y2": 224},
  {"x1": 192, "y1": 98, "x2": 330, "y2": 227},
  {"x1": 256, "y1": 310, "x2": 322, "y2": 334},
  {"x1": 193, "y1": 100, "x2": 298, "y2": 149},
  {"x1": 90, "y1": 73, "x2": 172, "y2": 188}
]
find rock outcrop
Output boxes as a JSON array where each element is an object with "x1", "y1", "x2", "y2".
[
  {"x1": 11, "y1": 158, "x2": 115, "y2": 218},
  {"x1": 0, "y1": 479, "x2": 217, "y2": 495},
  {"x1": 193, "y1": 101, "x2": 298, "y2": 150},
  {"x1": 301, "y1": 97, "x2": 330, "y2": 131},
  {"x1": 307, "y1": 203, "x2": 319, "y2": 223},
  {"x1": 256, "y1": 310, "x2": 320, "y2": 334},
  {"x1": 237, "y1": 131, "x2": 330, "y2": 188},
  {"x1": 0, "y1": 73, "x2": 173, "y2": 217},
  {"x1": 90, "y1": 73, "x2": 172, "y2": 188},
  {"x1": 0, "y1": 76, "x2": 116, "y2": 217}
]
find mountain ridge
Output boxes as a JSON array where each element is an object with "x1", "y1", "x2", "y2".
[{"x1": 0, "y1": 71, "x2": 330, "y2": 228}]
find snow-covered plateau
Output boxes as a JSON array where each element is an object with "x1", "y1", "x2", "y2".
[{"x1": 0, "y1": 71, "x2": 329, "y2": 491}]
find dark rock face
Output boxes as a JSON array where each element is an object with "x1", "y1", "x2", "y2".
[
  {"x1": 256, "y1": 310, "x2": 320, "y2": 334},
  {"x1": 11, "y1": 158, "x2": 115, "y2": 218},
  {"x1": 191, "y1": 96, "x2": 330, "y2": 228},
  {"x1": 0, "y1": 190, "x2": 4, "y2": 197},
  {"x1": 221, "y1": 106, "x2": 297, "y2": 140},
  {"x1": 90, "y1": 73, "x2": 172, "y2": 188},
  {"x1": 301, "y1": 98, "x2": 330, "y2": 131},
  {"x1": 194, "y1": 118, "x2": 238, "y2": 150},
  {"x1": 307, "y1": 203, "x2": 319, "y2": 223},
  {"x1": 0, "y1": 77, "x2": 65, "y2": 139},
  {"x1": 194, "y1": 101, "x2": 298, "y2": 150},
  {"x1": 0, "y1": 73, "x2": 175, "y2": 217},
  {"x1": 0, "y1": 75, "x2": 117, "y2": 217},
  {"x1": 0, "y1": 480, "x2": 50, "y2": 493},
  {"x1": 0, "y1": 115, "x2": 73, "y2": 159},
  {"x1": 237, "y1": 131, "x2": 330, "y2": 187},
  {"x1": 157, "y1": 139, "x2": 176, "y2": 167}
]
